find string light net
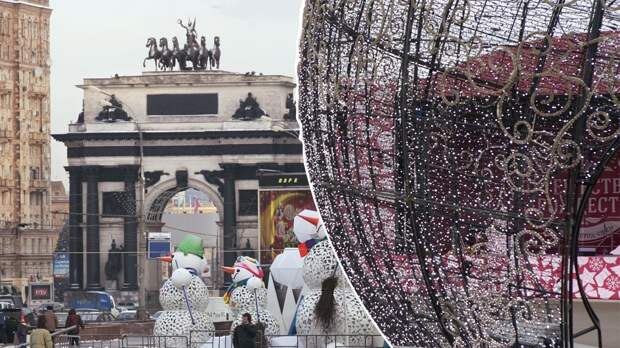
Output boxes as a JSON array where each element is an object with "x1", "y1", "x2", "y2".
[{"x1": 298, "y1": 0, "x2": 620, "y2": 346}]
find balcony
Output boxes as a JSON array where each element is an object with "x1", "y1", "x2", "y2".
[
  {"x1": 28, "y1": 132, "x2": 47, "y2": 144},
  {"x1": 0, "y1": 129, "x2": 11, "y2": 141},
  {"x1": 0, "y1": 179, "x2": 18, "y2": 188},
  {"x1": 0, "y1": 80, "x2": 10, "y2": 92},
  {"x1": 30, "y1": 179, "x2": 48, "y2": 190},
  {"x1": 28, "y1": 85, "x2": 47, "y2": 97}
]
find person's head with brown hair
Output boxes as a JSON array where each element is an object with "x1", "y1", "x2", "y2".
[
  {"x1": 37, "y1": 315, "x2": 46, "y2": 329},
  {"x1": 68, "y1": 309, "x2": 76, "y2": 315},
  {"x1": 241, "y1": 312, "x2": 252, "y2": 324}
]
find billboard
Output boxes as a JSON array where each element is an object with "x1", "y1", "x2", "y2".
[
  {"x1": 148, "y1": 232, "x2": 171, "y2": 259},
  {"x1": 259, "y1": 188, "x2": 316, "y2": 266},
  {"x1": 53, "y1": 252, "x2": 70, "y2": 277},
  {"x1": 29, "y1": 283, "x2": 53, "y2": 302},
  {"x1": 577, "y1": 152, "x2": 620, "y2": 254},
  {"x1": 540, "y1": 151, "x2": 620, "y2": 254}
]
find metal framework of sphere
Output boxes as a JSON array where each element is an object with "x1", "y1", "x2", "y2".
[{"x1": 298, "y1": 1, "x2": 620, "y2": 347}]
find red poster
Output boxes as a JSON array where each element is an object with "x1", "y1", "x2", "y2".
[
  {"x1": 579, "y1": 153, "x2": 620, "y2": 252},
  {"x1": 538, "y1": 151, "x2": 620, "y2": 254}
]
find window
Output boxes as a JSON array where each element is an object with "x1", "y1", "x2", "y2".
[
  {"x1": 147, "y1": 93, "x2": 218, "y2": 115},
  {"x1": 102, "y1": 191, "x2": 129, "y2": 217},
  {"x1": 238, "y1": 190, "x2": 258, "y2": 216}
]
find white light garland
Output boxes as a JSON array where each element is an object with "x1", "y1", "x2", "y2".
[{"x1": 298, "y1": 0, "x2": 620, "y2": 346}]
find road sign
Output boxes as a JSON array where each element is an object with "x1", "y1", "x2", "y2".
[{"x1": 148, "y1": 239, "x2": 171, "y2": 259}]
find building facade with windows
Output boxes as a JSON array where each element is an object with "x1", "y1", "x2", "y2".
[{"x1": 0, "y1": 0, "x2": 53, "y2": 294}]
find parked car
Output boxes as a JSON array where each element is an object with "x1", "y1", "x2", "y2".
[
  {"x1": 64, "y1": 291, "x2": 116, "y2": 312},
  {"x1": 0, "y1": 295, "x2": 23, "y2": 309},
  {"x1": 150, "y1": 311, "x2": 163, "y2": 320},
  {"x1": 55, "y1": 312, "x2": 69, "y2": 328},
  {"x1": 77, "y1": 310, "x2": 115, "y2": 323},
  {"x1": 117, "y1": 302, "x2": 137, "y2": 312},
  {"x1": 0, "y1": 301, "x2": 14, "y2": 310},
  {"x1": 116, "y1": 310, "x2": 137, "y2": 321},
  {"x1": 37, "y1": 302, "x2": 64, "y2": 313}
]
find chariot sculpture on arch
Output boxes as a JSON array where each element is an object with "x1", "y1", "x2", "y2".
[{"x1": 143, "y1": 18, "x2": 221, "y2": 71}]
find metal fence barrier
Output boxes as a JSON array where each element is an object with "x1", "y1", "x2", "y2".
[
  {"x1": 53, "y1": 334, "x2": 189, "y2": 348},
  {"x1": 14, "y1": 325, "x2": 78, "y2": 348},
  {"x1": 36, "y1": 332, "x2": 384, "y2": 348},
  {"x1": 190, "y1": 331, "x2": 384, "y2": 348}
]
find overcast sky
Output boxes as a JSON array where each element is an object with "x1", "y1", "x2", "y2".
[{"x1": 50, "y1": 0, "x2": 304, "y2": 185}]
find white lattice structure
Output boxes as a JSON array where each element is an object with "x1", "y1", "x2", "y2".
[{"x1": 293, "y1": 211, "x2": 379, "y2": 347}]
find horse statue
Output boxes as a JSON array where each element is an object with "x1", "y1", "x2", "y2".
[
  {"x1": 198, "y1": 36, "x2": 213, "y2": 70},
  {"x1": 171, "y1": 36, "x2": 188, "y2": 70},
  {"x1": 143, "y1": 37, "x2": 161, "y2": 70},
  {"x1": 179, "y1": 18, "x2": 200, "y2": 70},
  {"x1": 141, "y1": 20, "x2": 221, "y2": 72},
  {"x1": 159, "y1": 37, "x2": 175, "y2": 71},
  {"x1": 212, "y1": 36, "x2": 221, "y2": 70}
]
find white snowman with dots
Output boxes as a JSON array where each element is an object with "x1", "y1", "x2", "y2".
[
  {"x1": 154, "y1": 235, "x2": 215, "y2": 346},
  {"x1": 293, "y1": 210, "x2": 379, "y2": 346},
  {"x1": 223, "y1": 255, "x2": 281, "y2": 336}
]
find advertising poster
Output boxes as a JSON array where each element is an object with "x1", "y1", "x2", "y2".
[
  {"x1": 53, "y1": 252, "x2": 70, "y2": 277},
  {"x1": 259, "y1": 189, "x2": 316, "y2": 266},
  {"x1": 29, "y1": 283, "x2": 53, "y2": 302},
  {"x1": 540, "y1": 151, "x2": 620, "y2": 254},
  {"x1": 52, "y1": 252, "x2": 69, "y2": 302}
]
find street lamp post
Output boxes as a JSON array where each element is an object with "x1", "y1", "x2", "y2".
[{"x1": 136, "y1": 122, "x2": 148, "y2": 320}]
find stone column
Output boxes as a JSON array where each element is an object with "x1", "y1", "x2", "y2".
[
  {"x1": 66, "y1": 167, "x2": 83, "y2": 289},
  {"x1": 84, "y1": 166, "x2": 101, "y2": 289},
  {"x1": 222, "y1": 164, "x2": 237, "y2": 284},
  {"x1": 123, "y1": 167, "x2": 138, "y2": 289}
]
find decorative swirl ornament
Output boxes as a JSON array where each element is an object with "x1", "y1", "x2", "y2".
[{"x1": 298, "y1": 0, "x2": 620, "y2": 346}]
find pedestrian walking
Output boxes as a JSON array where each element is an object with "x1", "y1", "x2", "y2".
[
  {"x1": 65, "y1": 309, "x2": 84, "y2": 346},
  {"x1": 0, "y1": 311, "x2": 7, "y2": 344},
  {"x1": 29, "y1": 316, "x2": 53, "y2": 348},
  {"x1": 42, "y1": 306, "x2": 58, "y2": 334},
  {"x1": 22, "y1": 304, "x2": 36, "y2": 327},
  {"x1": 5, "y1": 315, "x2": 18, "y2": 343},
  {"x1": 16, "y1": 319, "x2": 28, "y2": 345},
  {"x1": 232, "y1": 313, "x2": 258, "y2": 348}
]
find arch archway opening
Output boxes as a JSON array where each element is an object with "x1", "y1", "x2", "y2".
[{"x1": 144, "y1": 179, "x2": 223, "y2": 294}]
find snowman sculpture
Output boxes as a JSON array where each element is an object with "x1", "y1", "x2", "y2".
[
  {"x1": 223, "y1": 256, "x2": 281, "y2": 335},
  {"x1": 293, "y1": 210, "x2": 378, "y2": 346},
  {"x1": 154, "y1": 235, "x2": 215, "y2": 345}
]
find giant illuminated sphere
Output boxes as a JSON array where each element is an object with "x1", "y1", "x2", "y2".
[{"x1": 298, "y1": 0, "x2": 620, "y2": 346}]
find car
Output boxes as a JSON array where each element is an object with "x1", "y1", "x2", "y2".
[
  {"x1": 0, "y1": 301, "x2": 14, "y2": 310},
  {"x1": 116, "y1": 302, "x2": 137, "y2": 312},
  {"x1": 78, "y1": 311, "x2": 115, "y2": 323},
  {"x1": 55, "y1": 312, "x2": 69, "y2": 328},
  {"x1": 37, "y1": 302, "x2": 65, "y2": 313},
  {"x1": 150, "y1": 311, "x2": 163, "y2": 320},
  {"x1": 65, "y1": 291, "x2": 116, "y2": 312},
  {"x1": 116, "y1": 310, "x2": 137, "y2": 321},
  {"x1": 0, "y1": 295, "x2": 23, "y2": 309}
]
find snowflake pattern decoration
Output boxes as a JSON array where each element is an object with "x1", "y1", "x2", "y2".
[{"x1": 298, "y1": 0, "x2": 620, "y2": 347}]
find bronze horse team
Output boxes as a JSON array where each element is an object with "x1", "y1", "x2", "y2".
[{"x1": 143, "y1": 18, "x2": 221, "y2": 71}]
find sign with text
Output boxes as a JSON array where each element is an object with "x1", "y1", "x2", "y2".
[
  {"x1": 258, "y1": 173, "x2": 309, "y2": 188},
  {"x1": 541, "y1": 151, "x2": 620, "y2": 254},
  {"x1": 53, "y1": 252, "x2": 70, "y2": 277},
  {"x1": 29, "y1": 283, "x2": 53, "y2": 302},
  {"x1": 148, "y1": 239, "x2": 171, "y2": 259}
]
